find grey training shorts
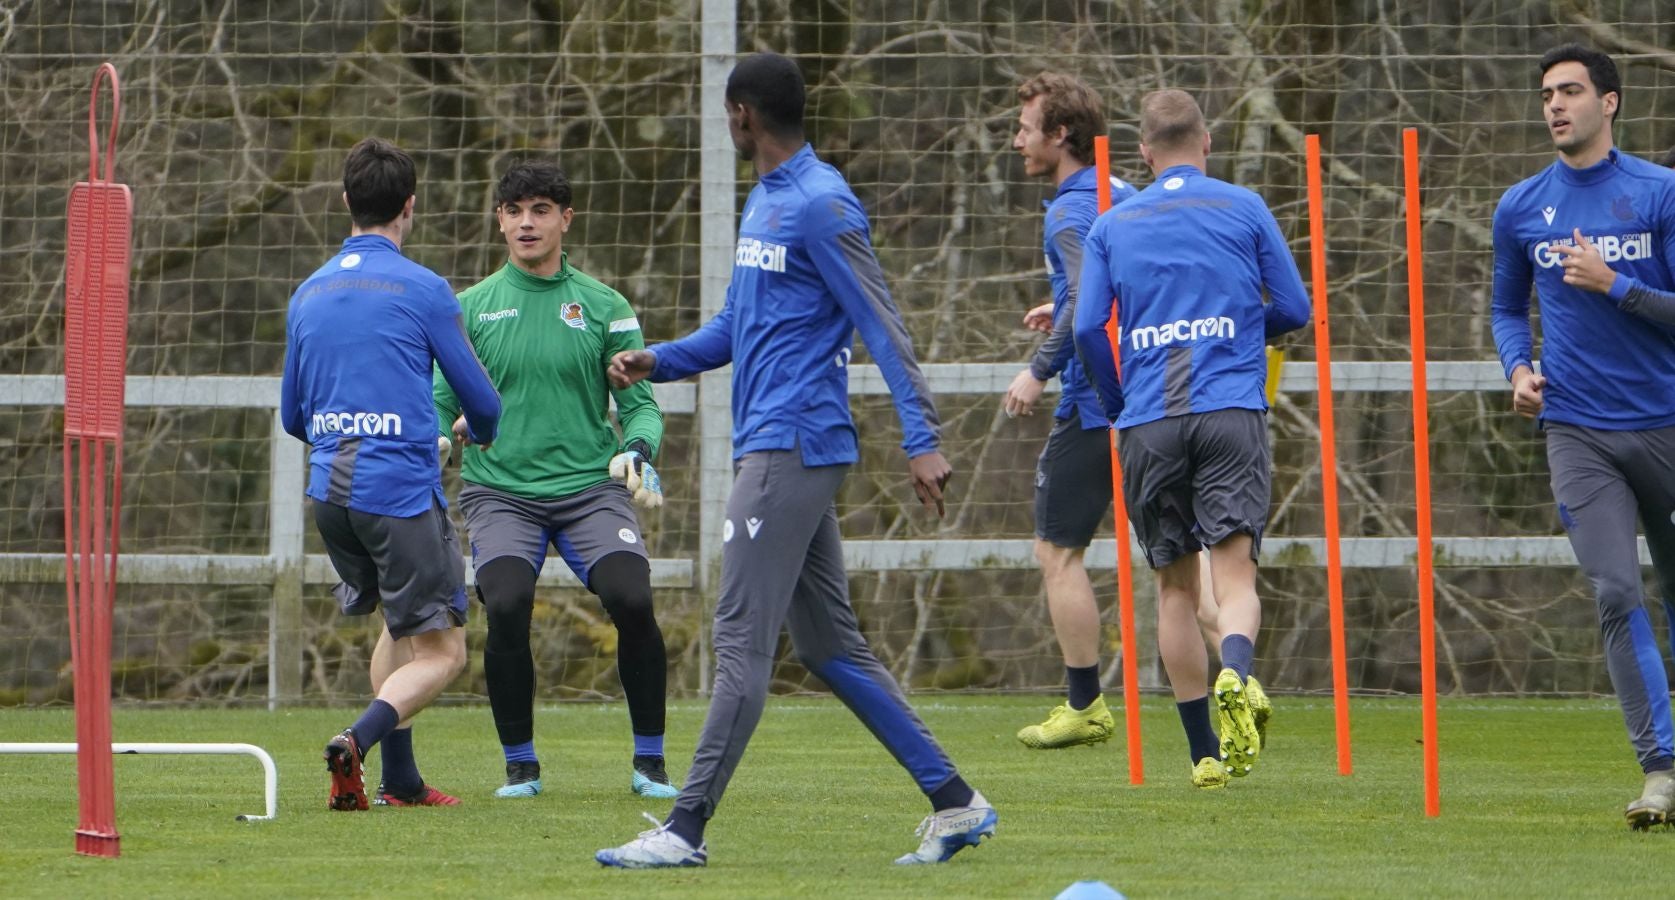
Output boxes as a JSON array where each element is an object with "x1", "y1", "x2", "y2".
[
  {"x1": 314, "y1": 497, "x2": 469, "y2": 640},
  {"x1": 460, "y1": 481, "x2": 647, "y2": 590},
  {"x1": 1117, "y1": 408, "x2": 1270, "y2": 569}
]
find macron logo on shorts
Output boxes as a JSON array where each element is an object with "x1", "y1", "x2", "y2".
[{"x1": 746, "y1": 517, "x2": 764, "y2": 539}]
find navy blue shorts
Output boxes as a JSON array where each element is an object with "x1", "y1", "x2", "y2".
[{"x1": 1033, "y1": 418, "x2": 1114, "y2": 549}]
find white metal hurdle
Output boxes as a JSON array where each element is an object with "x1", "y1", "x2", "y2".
[{"x1": 0, "y1": 742, "x2": 278, "y2": 822}]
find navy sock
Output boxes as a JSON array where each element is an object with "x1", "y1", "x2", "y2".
[
  {"x1": 1644, "y1": 755, "x2": 1674, "y2": 775},
  {"x1": 665, "y1": 805, "x2": 707, "y2": 847},
  {"x1": 1220, "y1": 634, "x2": 1255, "y2": 682},
  {"x1": 927, "y1": 773, "x2": 975, "y2": 811},
  {"x1": 1177, "y1": 696, "x2": 1220, "y2": 764},
  {"x1": 502, "y1": 740, "x2": 538, "y2": 764},
  {"x1": 349, "y1": 699, "x2": 400, "y2": 755},
  {"x1": 380, "y1": 727, "x2": 421, "y2": 795},
  {"x1": 1066, "y1": 664, "x2": 1101, "y2": 711},
  {"x1": 633, "y1": 733, "x2": 664, "y2": 759}
]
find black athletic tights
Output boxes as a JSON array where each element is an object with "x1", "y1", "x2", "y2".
[{"x1": 478, "y1": 552, "x2": 667, "y2": 747}]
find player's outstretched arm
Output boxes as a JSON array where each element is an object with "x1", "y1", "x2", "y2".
[
  {"x1": 606, "y1": 349, "x2": 656, "y2": 388},
  {"x1": 427, "y1": 295, "x2": 501, "y2": 446},
  {"x1": 432, "y1": 361, "x2": 462, "y2": 449},
  {"x1": 619, "y1": 287, "x2": 739, "y2": 388}
]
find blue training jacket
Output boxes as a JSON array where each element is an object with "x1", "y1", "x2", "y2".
[
  {"x1": 280, "y1": 234, "x2": 501, "y2": 517},
  {"x1": 1491, "y1": 147, "x2": 1675, "y2": 430},
  {"x1": 1029, "y1": 166, "x2": 1136, "y2": 429},
  {"x1": 1072, "y1": 164, "x2": 1310, "y2": 429},
  {"x1": 650, "y1": 143, "x2": 941, "y2": 465}
]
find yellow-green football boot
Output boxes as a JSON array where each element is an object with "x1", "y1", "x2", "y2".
[
  {"x1": 1192, "y1": 756, "x2": 1229, "y2": 789},
  {"x1": 1214, "y1": 668, "x2": 1261, "y2": 777},
  {"x1": 1245, "y1": 674, "x2": 1272, "y2": 750},
  {"x1": 1016, "y1": 695, "x2": 1115, "y2": 749}
]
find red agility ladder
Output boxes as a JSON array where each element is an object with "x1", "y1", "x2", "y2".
[{"x1": 63, "y1": 62, "x2": 131, "y2": 858}]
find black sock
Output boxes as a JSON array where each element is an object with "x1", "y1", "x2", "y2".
[
  {"x1": 665, "y1": 805, "x2": 707, "y2": 847},
  {"x1": 1177, "y1": 696, "x2": 1220, "y2": 764},
  {"x1": 591, "y1": 552, "x2": 667, "y2": 739},
  {"x1": 1066, "y1": 664, "x2": 1101, "y2": 711},
  {"x1": 927, "y1": 773, "x2": 975, "y2": 811},
  {"x1": 479, "y1": 557, "x2": 538, "y2": 747}
]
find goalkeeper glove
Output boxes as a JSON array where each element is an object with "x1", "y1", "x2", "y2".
[
  {"x1": 609, "y1": 440, "x2": 663, "y2": 510},
  {"x1": 437, "y1": 435, "x2": 453, "y2": 468}
]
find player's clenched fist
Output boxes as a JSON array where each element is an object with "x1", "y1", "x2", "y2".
[{"x1": 1510, "y1": 365, "x2": 1545, "y2": 419}]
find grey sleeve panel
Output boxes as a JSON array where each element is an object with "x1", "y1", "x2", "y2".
[
  {"x1": 1030, "y1": 228, "x2": 1086, "y2": 381},
  {"x1": 831, "y1": 228, "x2": 942, "y2": 443},
  {"x1": 1619, "y1": 281, "x2": 1675, "y2": 328}
]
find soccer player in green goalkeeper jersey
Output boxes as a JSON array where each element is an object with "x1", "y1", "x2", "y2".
[{"x1": 433, "y1": 160, "x2": 677, "y2": 800}]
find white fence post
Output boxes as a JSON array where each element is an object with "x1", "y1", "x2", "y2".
[
  {"x1": 268, "y1": 410, "x2": 306, "y2": 708},
  {"x1": 696, "y1": 0, "x2": 736, "y2": 697}
]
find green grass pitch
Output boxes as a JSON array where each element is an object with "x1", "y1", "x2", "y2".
[{"x1": 1, "y1": 695, "x2": 1668, "y2": 897}]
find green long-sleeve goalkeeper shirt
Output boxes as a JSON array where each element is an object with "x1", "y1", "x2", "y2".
[{"x1": 433, "y1": 256, "x2": 662, "y2": 500}]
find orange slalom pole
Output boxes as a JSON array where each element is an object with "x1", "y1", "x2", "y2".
[
  {"x1": 1094, "y1": 135, "x2": 1144, "y2": 785},
  {"x1": 1401, "y1": 127, "x2": 1440, "y2": 817},
  {"x1": 1305, "y1": 135, "x2": 1353, "y2": 776}
]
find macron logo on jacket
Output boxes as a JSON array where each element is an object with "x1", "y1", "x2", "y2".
[
  {"x1": 310, "y1": 411, "x2": 403, "y2": 438},
  {"x1": 1122, "y1": 315, "x2": 1237, "y2": 351}
]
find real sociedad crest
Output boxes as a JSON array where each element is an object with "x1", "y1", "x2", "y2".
[
  {"x1": 560, "y1": 302, "x2": 586, "y2": 330},
  {"x1": 1612, "y1": 194, "x2": 1636, "y2": 222}
]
